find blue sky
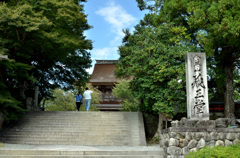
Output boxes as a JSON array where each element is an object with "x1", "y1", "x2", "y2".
[{"x1": 83, "y1": 0, "x2": 148, "y2": 74}]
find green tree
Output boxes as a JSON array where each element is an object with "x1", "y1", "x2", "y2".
[
  {"x1": 0, "y1": 0, "x2": 92, "y2": 120},
  {"x1": 116, "y1": 23, "x2": 190, "y2": 117},
  {"x1": 136, "y1": 0, "x2": 240, "y2": 119},
  {"x1": 45, "y1": 89, "x2": 76, "y2": 111},
  {"x1": 112, "y1": 80, "x2": 139, "y2": 112},
  {"x1": 0, "y1": 58, "x2": 31, "y2": 121}
]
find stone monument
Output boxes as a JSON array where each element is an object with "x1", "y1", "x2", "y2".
[
  {"x1": 159, "y1": 52, "x2": 240, "y2": 158},
  {"x1": 185, "y1": 53, "x2": 209, "y2": 120}
]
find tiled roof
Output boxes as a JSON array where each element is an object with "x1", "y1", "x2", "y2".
[{"x1": 89, "y1": 64, "x2": 121, "y2": 83}]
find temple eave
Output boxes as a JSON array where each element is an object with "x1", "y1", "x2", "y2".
[{"x1": 90, "y1": 82, "x2": 117, "y2": 85}]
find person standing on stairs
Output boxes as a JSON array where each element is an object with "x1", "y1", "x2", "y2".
[
  {"x1": 83, "y1": 87, "x2": 93, "y2": 111},
  {"x1": 76, "y1": 92, "x2": 83, "y2": 111}
]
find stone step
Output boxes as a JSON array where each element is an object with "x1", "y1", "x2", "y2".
[
  {"x1": 23, "y1": 113, "x2": 138, "y2": 118},
  {"x1": 17, "y1": 121, "x2": 137, "y2": 123},
  {"x1": 21, "y1": 115, "x2": 137, "y2": 117},
  {"x1": 9, "y1": 127, "x2": 133, "y2": 131},
  {"x1": 0, "y1": 141, "x2": 132, "y2": 146},
  {"x1": 0, "y1": 154, "x2": 163, "y2": 157},
  {"x1": 0, "y1": 135, "x2": 139, "y2": 140},
  {"x1": 11, "y1": 124, "x2": 136, "y2": 127},
  {"x1": 2, "y1": 132, "x2": 130, "y2": 136},
  {"x1": 0, "y1": 150, "x2": 163, "y2": 156},
  {"x1": 17, "y1": 121, "x2": 138, "y2": 124},
  {"x1": 2, "y1": 131, "x2": 130, "y2": 135},
  {"x1": 0, "y1": 137, "x2": 132, "y2": 142},
  {"x1": 21, "y1": 117, "x2": 137, "y2": 120},
  {"x1": 0, "y1": 140, "x2": 136, "y2": 144},
  {"x1": 0, "y1": 140, "x2": 139, "y2": 144},
  {"x1": 5, "y1": 129, "x2": 134, "y2": 134},
  {"x1": 19, "y1": 117, "x2": 138, "y2": 120},
  {"x1": 7, "y1": 127, "x2": 140, "y2": 131},
  {"x1": 0, "y1": 134, "x2": 135, "y2": 139},
  {"x1": 16, "y1": 121, "x2": 138, "y2": 124},
  {"x1": 0, "y1": 140, "x2": 141, "y2": 146},
  {"x1": 0, "y1": 132, "x2": 132, "y2": 136}
]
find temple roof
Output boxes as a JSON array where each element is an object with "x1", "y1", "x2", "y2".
[{"x1": 89, "y1": 60, "x2": 121, "y2": 84}]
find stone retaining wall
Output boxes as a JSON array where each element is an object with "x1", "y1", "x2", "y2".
[{"x1": 160, "y1": 118, "x2": 240, "y2": 158}]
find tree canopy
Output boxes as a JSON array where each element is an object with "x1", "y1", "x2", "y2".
[
  {"x1": 122, "y1": 0, "x2": 240, "y2": 119},
  {"x1": 0, "y1": 0, "x2": 92, "y2": 121},
  {"x1": 116, "y1": 22, "x2": 191, "y2": 116}
]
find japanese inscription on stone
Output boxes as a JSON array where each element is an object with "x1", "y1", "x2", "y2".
[{"x1": 186, "y1": 53, "x2": 209, "y2": 120}]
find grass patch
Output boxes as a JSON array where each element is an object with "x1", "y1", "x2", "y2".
[
  {"x1": 147, "y1": 135, "x2": 160, "y2": 146},
  {"x1": 186, "y1": 142, "x2": 240, "y2": 158}
]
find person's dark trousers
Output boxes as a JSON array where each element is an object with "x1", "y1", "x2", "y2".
[{"x1": 76, "y1": 102, "x2": 81, "y2": 111}]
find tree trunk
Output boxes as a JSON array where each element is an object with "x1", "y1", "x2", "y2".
[
  {"x1": 223, "y1": 51, "x2": 235, "y2": 119},
  {"x1": 153, "y1": 113, "x2": 163, "y2": 137}
]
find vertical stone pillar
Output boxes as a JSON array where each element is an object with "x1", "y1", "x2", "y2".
[
  {"x1": 34, "y1": 86, "x2": 39, "y2": 107},
  {"x1": 185, "y1": 53, "x2": 209, "y2": 120},
  {"x1": 26, "y1": 97, "x2": 33, "y2": 110}
]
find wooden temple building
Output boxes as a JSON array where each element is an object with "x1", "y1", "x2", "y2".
[{"x1": 89, "y1": 60, "x2": 122, "y2": 111}]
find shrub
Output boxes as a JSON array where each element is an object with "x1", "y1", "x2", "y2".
[
  {"x1": 112, "y1": 80, "x2": 139, "y2": 112},
  {"x1": 186, "y1": 142, "x2": 240, "y2": 158}
]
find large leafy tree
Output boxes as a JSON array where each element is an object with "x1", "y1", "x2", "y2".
[
  {"x1": 0, "y1": 0, "x2": 92, "y2": 120},
  {"x1": 136, "y1": 0, "x2": 240, "y2": 119},
  {"x1": 116, "y1": 22, "x2": 190, "y2": 117}
]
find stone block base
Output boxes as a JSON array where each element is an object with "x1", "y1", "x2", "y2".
[{"x1": 160, "y1": 118, "x2": 240, "y2": 157}]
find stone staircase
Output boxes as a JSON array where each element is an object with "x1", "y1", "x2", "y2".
[
  {"x1": 0, "y1": 111, "x2": 165, "y2": 157},
  {"x1": 0, "y1": 111, "x2": 146, "y2": 146}
]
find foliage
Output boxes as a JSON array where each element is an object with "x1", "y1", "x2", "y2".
[
  {"x1": 0, "y1": 0, "x2": 92, "y2": 120},
  {"x1": 45, "y1": 89, "x2": 76, "y2": 111},
  {"x1": 0, "y1": 58, "x2": 30, "y2": 121},
  {"x1": 112, "y1": 80, "x2": 138, "y2": 112},
  {"x1": 116, "y1": 22, "x2": 191, "y2": 117},
  {"x1": 136, "y1": 0, "x2": 240, "y2": 118},
  {"x1": 45, "y1": 83, "x2": 101, "y2": 111},
  {"x1": 119, "y1": 99, "x2": 139, "y2": 112},
  {"x1": 186, "y1": 143, "x2": 240, "y2": 158},
  {"x1": 234, "y1": 69, "x2": 240, "y2": 101}
]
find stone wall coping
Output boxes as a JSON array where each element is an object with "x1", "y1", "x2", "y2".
[{"x1": 161, "y1": 127, "x2": 240, "y2": 133}]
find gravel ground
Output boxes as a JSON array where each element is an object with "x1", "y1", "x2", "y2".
[{"x1": 0, "y1": 143, "x2": 162, "y2": 151}]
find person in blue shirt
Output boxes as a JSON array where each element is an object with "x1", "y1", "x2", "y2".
[{"x1": 76, "y1": 92, "x2": 83, "y2": 111}]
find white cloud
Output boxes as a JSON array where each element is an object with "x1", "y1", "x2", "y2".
[
  {"x1": 91, "y1": 47, "x2": 119, "y2": 60},
  {"x1": 96, "y1": 1, "x2": 136, "y2": 45}
]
